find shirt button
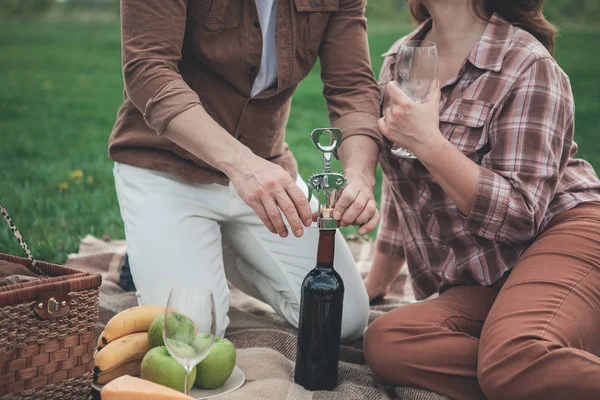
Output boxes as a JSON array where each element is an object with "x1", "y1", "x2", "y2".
[
  {"x1": 457, "y1": 114, "x2": 465, "y2": 120},
  {"x1": 254, "y1": 22, "x2": 260, "y2": 29},
  {"x1": 425, "y1": 213, "x2": 432, "y2": 221},
  {"x1": 249, "y1": 66, "x2": 257, "y2": 73},
  {"x1": 312, "y1": 1, "x2": 319, "y2": 7}
]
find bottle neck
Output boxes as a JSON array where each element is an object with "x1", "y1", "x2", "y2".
[{"x1": 316, "y1": 230, "x2": 336, "y2": 268}]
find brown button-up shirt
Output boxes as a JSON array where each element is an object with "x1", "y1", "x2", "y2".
[
  {"x1": 377, "y1": 14, "x2": 600, "y2": 299},
  {"x1": 109, "y1": 0, "x2": 381, "y2": 185}
]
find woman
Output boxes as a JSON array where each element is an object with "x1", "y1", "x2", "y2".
[{"x1": 363, "y1": 1, "x2": 600, "y2": 399}]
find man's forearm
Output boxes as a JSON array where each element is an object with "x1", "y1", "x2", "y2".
[
  {"x1": 163, "y1": 104, "x2": 254, "y2": 179},
  {"x1": 337, "y1": 135, "x2": 380, "y2": 186}
]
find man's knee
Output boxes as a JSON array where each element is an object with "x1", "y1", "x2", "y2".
[
  {"x1": 340, "y1": 295, "x2": 369, "y2": 343},
  {"x1": 285, "y1": 296, "x2": 368, "y2": 343}
]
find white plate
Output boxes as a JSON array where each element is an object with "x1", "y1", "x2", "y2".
[{"x1": 92, "y1": 366, "x2": 246, "y2": 400}]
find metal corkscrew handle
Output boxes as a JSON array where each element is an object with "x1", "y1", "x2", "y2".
[{"x1": 307, "y1": 129, "x2": 347, "y2": 230}]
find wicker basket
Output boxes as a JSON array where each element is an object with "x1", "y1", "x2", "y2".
[{"x1": 0, "y1": 203, "x2": 102, "y2": 399}]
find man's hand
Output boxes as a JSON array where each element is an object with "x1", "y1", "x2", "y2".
[
  {"x1": 229, "y1": 155, "x2": 312, "y2": 238},
  {"x1": 333, "y1": 170, "x2": 380, "y2": 235}
]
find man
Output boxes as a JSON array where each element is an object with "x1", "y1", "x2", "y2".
[{"x1": 110, "y1": 0, "x2": 381, "y2": 342}]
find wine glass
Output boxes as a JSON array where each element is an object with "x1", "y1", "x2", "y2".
[
  {"x1": 164, "y1": 287, "x2": 216, "y2": 395},
  {"x1": 391, "y1": 40, "x2": 439, "y2": 159}
]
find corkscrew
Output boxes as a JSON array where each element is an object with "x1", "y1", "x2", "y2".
[{"x1": 307, "y1": 128, "x2": 347, "y2": 230}]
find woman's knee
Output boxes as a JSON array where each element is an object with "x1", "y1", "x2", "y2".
[
  {"x1": 363, "y1": 315, "x2": 426, "y2": 385},
  {"x1": 478, "y1": 331, "x2": 548, "y2": 400},
  {"x1": 363, "y1": 317, "x2": 397, "y2": 382}
]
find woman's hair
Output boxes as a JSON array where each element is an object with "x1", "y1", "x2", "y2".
[{"x1": 408, "y1": 0, "x2": 557, "y2": 55}]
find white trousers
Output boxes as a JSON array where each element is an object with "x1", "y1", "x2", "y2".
[{"x1": 113, "y1": 162, "x2": 370, "y2": 342}]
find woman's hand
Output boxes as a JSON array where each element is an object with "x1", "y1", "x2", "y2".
[{"x1": 378, "y1": 82, "x2": 443, "y2": 158}]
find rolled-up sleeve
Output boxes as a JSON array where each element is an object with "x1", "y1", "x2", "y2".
[
  {"x1": 121, "y1": 0, "x2": 202, "y2": 135},
  {"x1": 376, "y1": 176, "x2": 406, "y2": 258},
  {"x1": 464, "y1": 58, "x2": 575, "y2": 245},
  {"x1": 319, "y1": 0, "x2": 381, "y2": 148}
]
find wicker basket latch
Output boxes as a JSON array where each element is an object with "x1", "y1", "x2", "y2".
[{"x1": 33, "y1": 291, "x2": 71, "y2": 319}]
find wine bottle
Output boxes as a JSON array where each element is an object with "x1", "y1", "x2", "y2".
[
  {"x1": 294, "y1": 229, "x2": 344, "y2": 391},
  {"x1": 295, "y1": 128, "x2": 347, "y2": 391}
]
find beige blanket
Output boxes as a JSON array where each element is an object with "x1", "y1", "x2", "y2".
[{"x1": 68, "y1": 235, "x2": 448, "y2": 400}]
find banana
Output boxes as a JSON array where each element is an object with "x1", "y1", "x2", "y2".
[
  {"x1": 100, "y1": 305, "x2": 164, "y2": 345},
  {"x1": 94, "y1": 359, "x2": 142, "y2": 385},
  {"x1": 97, "y1": 330, "x2": 105, "y2": 351},
  {"x1": 94, "y1": 332, "x2": 149, "y2": 374}
]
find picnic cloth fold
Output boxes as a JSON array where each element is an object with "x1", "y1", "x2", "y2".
[
  {"x1": 0, "y1": 260, "x2": 41, "y2": 287},
  {"x1": 67, "y1": 236, "x2": 448, "y2": 400}
]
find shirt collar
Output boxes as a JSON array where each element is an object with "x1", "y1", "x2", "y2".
[{"x1": 382, "y1": 13, "x2": 513, "y2": 73}]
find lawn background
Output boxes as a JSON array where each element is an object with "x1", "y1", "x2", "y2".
[{"x1": 1, "y1": 4, "x2": 599, "y2": 264}]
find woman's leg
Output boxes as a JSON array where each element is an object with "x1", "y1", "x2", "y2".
[
  {"x1": 478, "y1": 204, "x2": 600, "y2": 400},
  {"x1": 364, "y1": 285, "x2": 499, "y2": 400},
  {"x1": 113, "y1": 162, "x2": 231, "y2": 337}
]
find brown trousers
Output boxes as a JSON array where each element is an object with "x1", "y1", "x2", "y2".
[{"x1": 364, "y1": 203, "x2": 600, "y2": 400}]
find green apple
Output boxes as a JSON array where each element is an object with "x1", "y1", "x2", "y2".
[
  {"x1": 194, "y1": 337, "x2": 236, "y2": 389},
  {"x1": 190, "y1": 332, "x2": 214, "y2": 355},
  {"x1": 165, "y1": 312, "x2": 195, "y2": 344},
  {"x1": 165, "y1": 338, "x2": 197, "y2": 359},
  {"x1": 141, "y1": 346, "x2": 196, "y2": 393},
  {"x1": 148, "y1": 315, "x2": 165, "y2": 348}
]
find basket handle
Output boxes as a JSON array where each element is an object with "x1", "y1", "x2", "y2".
[{"x1": 0, "y1": 202, "x2": 47, "y2": 276}]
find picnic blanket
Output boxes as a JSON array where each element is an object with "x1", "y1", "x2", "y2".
[{"x1": 67, "y1": 235, "x2": 448, "y2": 400}]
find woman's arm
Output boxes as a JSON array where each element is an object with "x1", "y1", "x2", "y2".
[
  {"x1": 364, "y1": 250, "x2": 406, "y2": 302},
  {"x1": 380, "y1": 84, "x2": 480, "y2": 215},
  {"x1": 120, "y1": 0, "x2": 312, "y2": 238},
  {"x1": 363, "y1": 177, "x2": 406, "y2": 301},
  {"x1": 379, "y1": 57, "x2": 574, "y2": 245}
]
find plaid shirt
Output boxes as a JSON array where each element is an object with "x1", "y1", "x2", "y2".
[{"x1": 377, "y1": 14, "x2": 600, "y2": 299}]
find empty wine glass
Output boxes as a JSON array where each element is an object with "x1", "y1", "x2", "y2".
[
  {"x1": 164, "y1": 287, "x2": 216, "y2": 395},
  {"x1": 391, "y1": 40, "x2": 439, "y2": 159}
]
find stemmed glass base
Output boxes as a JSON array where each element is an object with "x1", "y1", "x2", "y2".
[{"x1": 184, "y1": 366, "x2": 193, "y2": 395}]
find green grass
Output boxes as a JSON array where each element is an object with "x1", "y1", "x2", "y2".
[{"x1": 1, "y1": 19, "x2": 599, "y2": 264}]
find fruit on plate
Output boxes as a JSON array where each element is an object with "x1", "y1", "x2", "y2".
[
  {"x1": 141, "y1": 346, "x2": 197, "y2": 393},
  {"x1": 190, "y1": 332, "x2": 214, "y2": 355},
  {"x1": 97, "y1": 330, "x2": 106, "y2": 351},
  {"x1": 194, "y1": 337, "x2": 236, "y2": 389},
  {"x1": 94, "y1": 359, "x2": 142, "y2": 385},
  {"x1": 166, "y1": 339, "x2": 197, "y2": 360},
  {"x1": 94, "y1": 332, "x2": 149, "y2": 374},
  {"x1": 101, "y1": 375, "x2": 194, "y2": 399},
  {"x1": 147, "y1": 314, "x2": 165, "y2": 348},
  {"x1": 165, "y1": 311, "x2": 196, "y2": 343},
  {"x1": 99, "y1": 305, "x2": 165, "y2": 346}
]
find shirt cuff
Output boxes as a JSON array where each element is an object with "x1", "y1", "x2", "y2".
[
  {"x1": 463, "y1": 167, "x2": 510, "y2": 241},
  {"x1": 143, "y1": 79, "x2": 202, "y2": 135},
  {"x1": 332, "y1": 111, "x2": 383, "y2": 153}
]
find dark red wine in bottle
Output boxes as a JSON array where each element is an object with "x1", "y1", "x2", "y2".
[{"x1": 294, "y1": 229, "x2": 344, "y2": 391}]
